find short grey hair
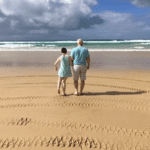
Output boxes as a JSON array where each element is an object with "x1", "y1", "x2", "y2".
[{"x1": 77, "y1": 39, "x2": 83, "y2": 45}]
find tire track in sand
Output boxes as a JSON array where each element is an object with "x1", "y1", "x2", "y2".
[
  {"x1": 0, "y1": 96, "x2": 51, "y2": 101},
  {"x1": 1, "y1": 95, "x2": 149, "y2": 108},
  {"x1": 53, "y1": 95, "x2": 149, "y2": 104},
  {"x1": 88, "y1": 75, "x2": 150, "y2": 83},
  {"x1": 0, "y1": 101, "x2": 149, "y2": 111},
  {"x1": 0, "y1": 136, "x2": 148, "y2": 149},
  {"x1": 0, "y1": 117, "x2": 149, "y2": 139},
  {"x1": 0, "y1": 95, "x2": 149, "y2": 104},
  {"x1": 0, "y1": 95, "x2": 149, "y2": 111}
]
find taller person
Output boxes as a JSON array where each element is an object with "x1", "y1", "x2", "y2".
[{"x1": 70, "y1": 39, "x2": 90, "y2": 96}]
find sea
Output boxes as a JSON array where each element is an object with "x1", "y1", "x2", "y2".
[{"x1": 0, "y1": 40, "x2": 150, "y2": 51}]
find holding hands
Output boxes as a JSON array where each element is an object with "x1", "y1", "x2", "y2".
[
  {"x1": 86, "y1": 57, "x2": 90, "y2": 70},
  {"x1": 54, "y1": 57, "x2": 61, "y2": 71},
  {"x1": 55, "y1": 66, "x2": 58, "y2": 71},
  {"x1": 87, "y1": 65, "x2": 90, "y2": 70}
]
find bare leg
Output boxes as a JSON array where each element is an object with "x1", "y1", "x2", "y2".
[
  {"x1": 74, "y1": 80, "x2": 79, "y2": 95},
  {"x1": 80, "y1": 80, "x2": 85, "y2": 95},
  {"x1": 62, "y1": 77, "x2": 67, "y2": 96},
  {"x1": 57, "y1": 77, "x2": 62, "y2": 94}
]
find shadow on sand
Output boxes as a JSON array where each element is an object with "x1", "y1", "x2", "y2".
[
  {"x1": 61, "y1": 91, "x2": 146, "y2": 96},
  {"x1": 62, "y1": 91, "x2": 145, "y2": 96},
  {"x1": 81, "y1": 91, "x2": 145, "y2": 96}
]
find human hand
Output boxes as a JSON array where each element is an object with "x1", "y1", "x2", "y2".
[{"x1": 55, "y1": 66, "x2": 58, "y2": 71}]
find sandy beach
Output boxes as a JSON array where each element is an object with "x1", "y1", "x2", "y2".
[{"x1": 0, "y1": 49, "x2": 150, "y2": 149}]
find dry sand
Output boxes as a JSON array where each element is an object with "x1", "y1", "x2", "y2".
[{"x1": 0, "y1": 50, "x2": 150, "y2": 149}]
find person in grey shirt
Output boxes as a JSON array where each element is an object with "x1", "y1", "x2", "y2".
[{"x1": 70, "y1": 39, "x2": 90, "y2": 96}]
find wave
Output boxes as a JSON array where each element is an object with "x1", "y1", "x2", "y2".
[
  {"x1": 0, "y1": 44, "x2": 35, "y2": 48},
  {"x1": 134, "y1": 47, "x2": 145, "y2": 49},
  {"x1": 0, "y1": 40, "x2": 149, "y2": 50},
  {"x1": 141, "y1": 43, "x2": 150, "y2": 45},
  {"x1": 124, "y1": 40, "x2": 150, "y2": 43},
  {"x1": 45, "y1": 45, "x2": 56, "y2": 47},
  {"x1": 0, "y1": 44, "x2": 56, "y2": 48},
  {"x1": 0, "y1": 40, "x2": 150, "y2": 44},
  {"x1": 85, "y1": 40, "x2": 150, "y2": 44}
]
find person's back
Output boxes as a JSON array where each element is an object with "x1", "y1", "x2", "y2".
[
  {"x1": 70, "y1": 39, "x2": 90, "y2": 96},
  {"x1": 59, "y1": 55, "x2": 71, "y2": 77},
  {"x1": 54, "y1": 47, "x2": 72, "y2": 96},
  {"x1": 71, "y1": 46, "x2": 89, "y2": 66}
]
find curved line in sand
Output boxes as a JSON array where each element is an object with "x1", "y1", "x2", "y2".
[
  {"x1": 0, "y1": 96, "x2": 149, "y2": 110},
  {"x1": 0, "y1": 101, "x2": 149, "y2": 111},
  {"x1": 0, "y1": 118, "x2": 149, "y2": 139},
  {"x1": 88, "y1": 76, "x2": 150, "y2": 83},
  {"x1": 0, "y1": 136, "x2": 148, "y2": 149}
]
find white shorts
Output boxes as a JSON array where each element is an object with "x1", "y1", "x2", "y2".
[{"x1": 73, "y1": 65, "x2": 87, "y2": 81}]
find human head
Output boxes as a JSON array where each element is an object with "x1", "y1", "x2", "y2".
[
  {"x1": 77, "y1": 39, "x2": 83, "y2": 46},
  {"x1": 61, "y1": 47, "x2": 67, "y2": 54}
]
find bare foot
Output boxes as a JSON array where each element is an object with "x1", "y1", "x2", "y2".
[
  {"x1": 57, "y1": 89, "x2": 60, "y2": 94},
  {"x1": 74, "y1": 92, "x2": 79, "y2": 96},
  {"x1": 62, "y1": 93, "x2": 67, "y2": 96},
  {"x1": 79, "y1": 93, "x2": 84, "y2": 95}
]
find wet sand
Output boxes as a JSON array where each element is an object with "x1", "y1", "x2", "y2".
[
  {"x1": 0, "y1": 50, "x2": 150, "y2": 70},
  {"x1": 0, "y1": 50, "x2": 150, "y2": 149}
]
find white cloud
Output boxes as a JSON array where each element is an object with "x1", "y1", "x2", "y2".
[
  {"x1": 0, "y1": 0, "x2": 49, "y2": 16},
  {"x1": 129, "y1": 0, "x2": 150, "y2": 7},
  {"x1": 0, "y1": 0, "x2": 96, "y2": 30},
  {"x1": 60, "y1": 0, "x2": 72, "y2": 4},
  {"x1": 0, "y1": 0, "x2": 101, "y2": 40},
  {"x1": 63, "y1": 11, "x2": 150, "y2": 40},
  {"x1": 99, "y1": 11, "x2": 132, "y2": 24},
  {"x1": 0, "y1": 0, "x2": 149, "y2": 40},
  {"x1": 143, "y1": 26, "x2": 150, "y2": 31},
  {"x1": 96, "y1": 11, "x2": 149, "y2": 38}
]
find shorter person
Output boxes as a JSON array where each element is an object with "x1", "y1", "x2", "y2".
[{"x1": 54, "y1": 47, "x2": 72, "y2": 96}]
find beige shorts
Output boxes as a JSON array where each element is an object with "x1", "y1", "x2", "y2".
[{"x1": 73, "y1": 65, "x2": 87, "y2": 81}]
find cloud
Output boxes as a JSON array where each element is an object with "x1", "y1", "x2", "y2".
[
  {"x1": 0, "y1": 0, "x2": 99, "y2": 30},
  {"x1": 0, "y1": 0, "x2": 105, "y2": 40},
  {"x1": 77, "y1": 16, "x2": 104, "y2": 30},
  {"x1": 10, "y1": 20, "x2": 18, "y2": 28},
  {"x1": 60, "y1": 11, "x2": 150, "y2": 40},
  {"x1": 128, "y1": 0, "x2": 150, "y2": 7},
  {"x1": 0, "y1": 0, "x2": 149, "y2": 40},
  {"x1": 94, "y1": 11, "x2": 149, "y2": 39}
]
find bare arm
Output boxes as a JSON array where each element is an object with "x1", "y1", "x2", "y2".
[
  {"x1": 86, "y1": 57, "x2": 90, "y2": 70},
  {"x1": 54, "y1": 57, "x2": 61, "y2": 71},
  {"x1": 68, "y1": 56, "x2": 73, "y2": 67},
  {"x1": 70, "y1": 57, "x2": 74, "y2": 67}
]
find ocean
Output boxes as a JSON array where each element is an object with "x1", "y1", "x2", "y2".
[{"x1": 0, "y1": 40, "x2": 150, "y2": 51}]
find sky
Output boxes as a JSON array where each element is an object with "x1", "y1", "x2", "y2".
[{"x1": 0, "y1": 0, "x2": 150, "y2": 41}]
